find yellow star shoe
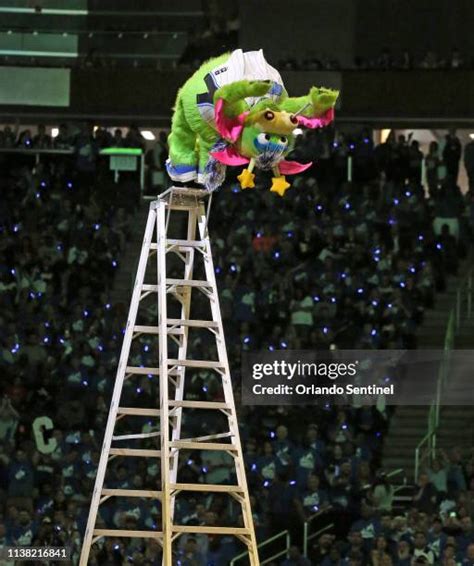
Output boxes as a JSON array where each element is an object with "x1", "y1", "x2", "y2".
[
  {"x1": 270, "y1": 176, "x2": 291, "y2": 197},
  {"x1": 237, "y1": 168, "x2": 255, "y2": 189}
]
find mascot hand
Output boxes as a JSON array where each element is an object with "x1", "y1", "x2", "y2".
[
  {"x1": 310, "y1": 86, "x2": 339, "y2": 116},
  {"x1": 214, "y1": 80, "x2": 272, "y2": 108}
]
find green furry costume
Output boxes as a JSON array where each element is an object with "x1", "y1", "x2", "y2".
[{"x1": 167, "y1": 49, "x2": 338, "y2": 196}]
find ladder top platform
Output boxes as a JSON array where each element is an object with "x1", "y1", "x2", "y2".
[{"x1": 156, "y1": 186, "x2": 210, "y2": 208}]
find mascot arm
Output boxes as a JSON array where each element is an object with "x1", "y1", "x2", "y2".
[
  {"x1": 280, "y1": 86, "x2": 339, "y2": 119},
  {"x1": 213, "y1": 80, "x2": 272, "y2": 117}
]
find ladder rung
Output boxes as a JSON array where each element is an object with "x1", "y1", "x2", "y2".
[
  {"x1": 109, "y1": 448, "x2": 161, "y2": 457},
  {"x1": 168, "y1": 400, "x2": 230, "y2": 410},
  {"x1": 133, "y1": 325, "x2": 159, "y2": 334},
  {"x1": 93, "y1": 529, "x2": 162, "y2": 539},
  {"x1": 142, "y1": 284, "x2": 158, "y2": 292},
  {"x1": 133, "y1": 325, "x2": 183, "y2": 336},
  {"x1": 170, "y1": 441, "x2": 237, "y2": 451},
  {"x1": 102, "y1": 489, "x2": 162, "y2": 499},
  {"x1": 126, "y1": 366, "x2": 159, "y2": 375},
  {"x1": 117, "y1": 408, "x2": 160, "y2": 417},
  {"x1": 168, "y1": 359, "x2": 223, "y2": 369},
  {"x1": 172, "y1": 526, "x2": 250, "y2": 535},
  {"x1": 166, "y1": 239, "x2": 205, "y2": 248},
  {"x1": 170, "y1": 483, "x2": 243, "y2": 493},
  {"x1": 113, "y1": 432, "x2": 160, "y2": 441},
  {"x1": 166, "y1": 278, "x2": 212, "y2": 288},
  {"x1": 167, "y1": 318, "x2": 218, "y2": 329}
]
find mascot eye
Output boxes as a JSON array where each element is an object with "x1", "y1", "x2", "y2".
[
  {"x1": 257, "y1": 133, "x2": 271, "y2": 145},
  {"x1": 290, "y1": 115, "x2": 298, "y2": 124},
  {"x1": 264, "y1": 111, "x2": 275, "y2": 121},
  {"x1": 280, "y1": 136, "x2": 287, "y2": 144}
]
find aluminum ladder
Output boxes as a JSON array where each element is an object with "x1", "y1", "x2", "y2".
[{"x1": 79, "y1": 188, "x2": 259, "y2": 565}]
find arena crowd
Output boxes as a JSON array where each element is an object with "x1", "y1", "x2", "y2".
[{"x1": 0, "y1": 123, "x2": 473, "y2": 565}]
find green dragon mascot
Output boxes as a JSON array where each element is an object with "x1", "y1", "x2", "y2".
[{"x1": 167, "y1": 49, "x2": 339, "y2": 197}]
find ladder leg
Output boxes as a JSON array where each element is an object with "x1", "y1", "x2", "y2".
[
  {"x1": 197, "y1": 207, "x2": 260, "y2": 565},
  {"x1": 157, "y1": 201, "x2": 173, "y2": 566},
  {"x1": 169, "y1": 207, "x2": 198, "y2": 518},
  {"x1": 80, "y1": 205, "x2": 157, "y2": 566}
]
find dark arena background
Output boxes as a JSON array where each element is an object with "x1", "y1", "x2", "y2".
[{"x1": 1, "y1": 1, "x2": 474, "y2": 565}]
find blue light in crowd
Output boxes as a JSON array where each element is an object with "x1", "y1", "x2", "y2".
[
  {"x1": 387, "y1": 303, "x2": 393, "y2": 309},
  {"x1": 287, "y1": 231, "x2": 294, "y2": 238},
  {"x1": 10, "y1": 268, "x2": 15, "y2": 275},
  {"x1": 344, "y1": 203, "x2": 351, "y2": 210},
  {"x1": 340, "y1": 273, "x2": 347, "y2": 279},
  {"x1": 13, "y1": 224, "x2": 20, "y2": 233},
  {"x1": 67, "y1": 181, "x2": 73, "y2": 189},
  {"x1": 388, "y1": 218, "x2": 396, "y2": 225},
  {"x1": 313, "y1": 295, "x2": 320, "y2": 302},
  {"x1": 316, "y1": 204, "x2": 323, "y2": 212},
  {"x1": 289, "y1": 480, "x2": 297, "y2": 486},
  {"x1": 436, "y1": 243, "x2": 442, "y2": 250},
  {"x1": 202, "y1": 386, "x2": 208, "y2": 392},
  {"x1": 273, "y1": 251, "x2": 280, "y2": 259},
  {"x1": 143, "y1": 344, "x2": 149, "y2": 352},
  {"x1": 313, "y1": 505, "x2": 319, "y2": 512},
  {"x1": 230, "y1": 264, "x2": 237, "y2": 272},
  {"x1": 243, "y1": 336, "x2": 250, "y2": 344},
  {"x1": 40, "y1": 181, "x2": 46, "y2": 188},
  {"x1": 94, "y1": 224, "x2": 100, "y2": 230},
  {"x1": 409, "y1": 267, "x2": 416, "y2": 273},
  {"x1": 374, "y1": 248, "x2": 381, "y2": 255},
  {"x1": 83, "y1": 310, "x2": 89, "y2": 317},
  {"x1": 341, "y1": 424, "x2": 348, "y2": 430},
  {"x1": 280, "y1": 341, "x2": 288, "y2": 348},
  {"x1": 25, "y1": 139, "x2": 31, "y2": 146},
  {"x1": 105, "y1": 303, "x2": 111, "y2": 310},
  {"x1": 263, "y1": 480, "x2": 270, "y2": 487},
  {"x1": 332, "y1": 142, "x2": 338, "y2": 148},
  {"x1": 215, "y1": 266, "x2": 221, "y2": 274},
  {"x1": 400, "y1": 282, "x2": 406, "y2": 288},
  {"x1": 268, "y1": 345, "x2": 275, "y2": 351},
  {"x1": 59, "y1": 338, "x2": 65, "y2": 344},
  {"x1": 136, "y1": 387, "x2": 142, "y2": 394},
  {"x1": 256, "y1": 231, "x2": 263, "y2": 238},
  {"x1": 384, "y1": 376, "x2": 391, "y2": 383},
  {"x1": 147, "y1": 374, "x2": 153, "y2": 379},
  {"x1": 418, "y1": 235, "x2": 424, "y2": 241},
  {"x1": 405, "y1": 191, "x2": 411, "y2": 197},
  {"x1": 202, "y1": 467, "x2": 208, "y2": 474},
  {"x1": 323, "y1": 326, "x2": 329, "y2": 334},
  {"x1": 371, "y1": 329, "x2": 377, "y2": 336},
  {"x1": 363, "y1": 138, "x2": 370, "y2": 144},
  {"x1": 372, "y1": 300, "x2": 378, "y2": 307},
  {"x1": 57, "y1": 244, "x2": 62, "y2": 251},
  {"x1": 187, "y1": 459, "x2": 193, "y2": 465},
  {"x1": 35, "y1": 193, "x2": 40, "y2": 199},
  {"x1": 29, "y1": 292, "x2": 35, "y2": 299},
  {"x1": 97, "y1": 345, "x2": 104, "y2": 352},
  {"x1": 270, "y1": 431, "x2": 276, "y2": 438},
  {"x1": 251, "y1": 463, "x2": 257, "y2": 472},
  {"x1": 112, "y1": 260, "x2": 118, "y2": 267},
  {"x1": 357, "y1": 288, "x2": 364, "y2": 294},
  {"x1": 43, "y1": 337, "x2": 50, "y2": 343},
  {"x1": 349, "y1": 144, "x2": 355, "y2": 150},
  {"x1": 331, "y1": 297, "x2": 336, "y2": 303},
  {"x1": 44, "y1": 322, "x2": 50, "y2": 328},
  {"x1": 82, "y1": 380, "x2": 88, "y2": 387},
  {"x1": 232, "y1": 186, "x2": 240, "y2": 193},
  {"x1": 375, "y1": 431, "x2": 382, "y2": 438},
  {"x1": 114, "y1": 545, "x2": 120, "y2": 551}
]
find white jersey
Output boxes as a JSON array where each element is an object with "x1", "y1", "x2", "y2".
[{"x1": 196, "y1": 49, "x2": 285, "y2": 124}]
